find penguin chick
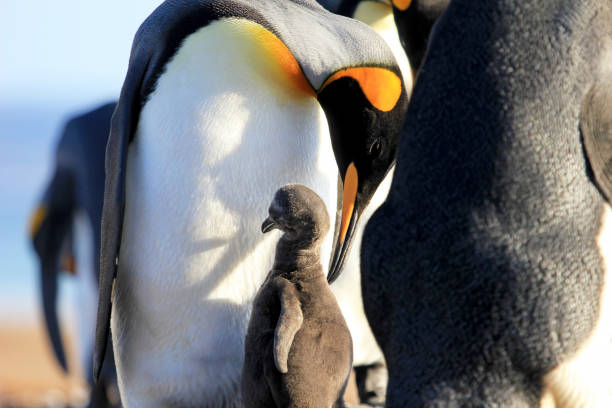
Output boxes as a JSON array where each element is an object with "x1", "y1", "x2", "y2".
[{"x1": 242, "y1": 184, "x2": 353, "y2": 408}]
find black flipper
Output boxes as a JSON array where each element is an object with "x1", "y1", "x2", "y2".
[
  {"x1": 581, "y1": 74, "x2": 612, "y2": 204},
  {"x1": 92, "y1": 53, "x2": 142, "y2": 382},
  {"x1": 41, "y1": 259, "x2": 67, "y2": 372},
  {"x1": 30, "y1": 167, "x2": 75, "y2": 372},
  {"x1": 93, "y1": 1, "x2": 228, "y2": 381}
]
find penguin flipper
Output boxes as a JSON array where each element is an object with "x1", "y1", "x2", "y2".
[
  {"x1": 93, "y1": 2, "x2": 227, "y2": 380},
  {"x1": 581, "y1": 74, "x2": 612, "y2": 204},
  {"x1": 94, "y1": 20, "x2": 160, "y2": 382},
  {"x1": 273, "y1": 277, "x2": 303, "y2": 374},
  {"x1": 41, "y1": 258, "x2": 68, "y2": 372},
  {"x1": 93, "y1": 107, "x2": 122, "y2": 383},
  {"x1": 30, "y1": 166, "x2": 75, "y2": 373},
  {"x1": 93, "y1": 0, "x2": 274, "y2": 381}
]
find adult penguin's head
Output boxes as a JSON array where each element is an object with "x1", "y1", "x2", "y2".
[{"x1": 317, "y1": 66, "x2": 408, "y2": 283}]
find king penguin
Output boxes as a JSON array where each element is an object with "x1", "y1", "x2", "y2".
[
  {"x1": 94, "y1": 1, "x2": 408, "y2": 406},
  {"x1": 362, "y1": 0, "x2": 612, "y2": 406},
  {"x1": 29, "y1": 102, "x2": 119, "y2": 407},
  {"x1": 316, "y1": 0, "x2": 447, "y2": 403},
  {"x1": 319, "y1": 1, "x2": 412, "y2": 405}
]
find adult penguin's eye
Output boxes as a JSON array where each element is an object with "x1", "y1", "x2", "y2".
[{"x1": 369, "y1": 139, "x2": 382, "y2": 157}]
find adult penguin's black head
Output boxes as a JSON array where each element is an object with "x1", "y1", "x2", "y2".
[
  {"x1": 390, "y1": 0, "x2": 450, "y2": 73},
  {"x1": 317, "y1": 66, "x2": 409, "y2": 283}
]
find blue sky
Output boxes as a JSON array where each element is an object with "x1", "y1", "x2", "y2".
[{"x1": 0, "y1": 0, "x2": 163, "y2": 325}]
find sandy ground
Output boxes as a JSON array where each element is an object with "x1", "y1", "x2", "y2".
[
  {"x1": 0, "y1": 323, "x2": 89, "y2": 408},
  {"x1": 5, "y1": 323, "x2": 611, "y2": 407},
  {"x1": 0, "y1": 323, "x2": 359, "y2": 408}
]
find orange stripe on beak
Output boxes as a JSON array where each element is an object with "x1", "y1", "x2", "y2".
[
  {"x1": 392, "y1": 0, "x2": 412, "y2": 11},
  {"x1": 340, "y1": 163, "x2": 359, "y2": 244}
]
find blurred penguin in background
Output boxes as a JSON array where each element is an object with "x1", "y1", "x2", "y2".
[
  {"x1": 29, "y1": 102, "x2": 119, "y2": 407},
  {"x1": 362, "y1": 0, "x2": 612, "y2": 406}
]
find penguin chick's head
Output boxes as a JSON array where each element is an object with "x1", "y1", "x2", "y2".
[{"x1": 262, "y1": 184, "x2": 330, "y2": 245}]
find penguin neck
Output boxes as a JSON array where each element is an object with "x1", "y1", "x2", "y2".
[
  {"x1": 353, "y1": 0, "x2": 413, "y2": 87},
  {"x1": 272, "y1": 238, "x2": 323, "y2": 280}
]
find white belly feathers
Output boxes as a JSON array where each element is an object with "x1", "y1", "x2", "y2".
[
  {"x1": 112, "y1": 19, "x2": 337, "y2": 406},
  {"x1": 543, "y1": 204, "x2": 612, "y2": 408}
]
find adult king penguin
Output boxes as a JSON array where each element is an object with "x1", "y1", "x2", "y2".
[
  {"x1": 317, "y1": 0, "x2": 412, "y2": 404},
  {"x1": 363, "y1": 0, "x2": 612, "y2": 406},
  {"x1": 318, "y1": 0, "x2": 447, "y2": 403},
  {"x1": 29, "y1": 102, "x2": 119, "y2": 407},
  {"x1": 94, "y1": 0, "x2": 408, "y2": 406}
]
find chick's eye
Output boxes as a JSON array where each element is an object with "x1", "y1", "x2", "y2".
[{"x1": 369, "y1": 140, "x2": 382, "y2": 157}]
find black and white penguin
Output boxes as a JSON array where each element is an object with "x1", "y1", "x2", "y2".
[
  {"x1": 242, "y1": 184, "x2": 353, "y2": 408},
  {"x1": 314, "y1": 1, "x2": 448, "y2": 403},
  {"x1": 324, "y1": 1, "x2": 411, "y2": 404},
  {"x1": 318, "y1": 0, "x2": 447, "y2": 404},
  {"x1": 29, "y1": 102, "x2": 119, "y2": 406},
  {"x1": 362, "y1": 0, "x2": 612, "y2": 406},
  {"x1": 93, "y1": 1, "x2": 408, "y2": 406}
]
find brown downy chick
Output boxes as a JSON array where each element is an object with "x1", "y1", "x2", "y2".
[{"x1": 242, "y1": 184, "x2": 353, "y2": 408}]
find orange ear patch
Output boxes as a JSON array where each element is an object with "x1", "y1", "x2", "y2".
[
  {"x1": 392, "y1": 0, "x2": 412, "y2": 11},
  {"x1": 29, "y1": 205, "x2": 47, "y2": 238},
  {"x1": 245, "y1": 22, "x2": 315, "y2": 96},
  {"x1": 320, "y1": 67, "x2": 402, "y2": 112}
]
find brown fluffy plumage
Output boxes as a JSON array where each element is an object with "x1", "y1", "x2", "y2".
[{"x1": 242, "y1": 184, "x2": 353, "y2": 408}]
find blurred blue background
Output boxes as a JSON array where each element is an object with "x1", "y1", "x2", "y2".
[
  {"x1": 0, "y1": 0, "x2": 163, "y2": 324},
  {"x1": 0, "y1": 1, "x2": 162, "y2": 402}
]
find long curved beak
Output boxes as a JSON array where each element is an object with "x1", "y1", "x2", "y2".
[{"x1": 327, "y1": 163, "x2": 361, "y2": 283}]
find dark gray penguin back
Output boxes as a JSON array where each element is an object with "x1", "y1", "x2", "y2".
[{"x1": 361, "y1": 1, "x2": 612, "y2": 406}]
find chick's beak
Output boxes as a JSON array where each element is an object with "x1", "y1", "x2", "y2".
[{"x1": 261, "y1": 217, "x2": 278, "y2": 234}]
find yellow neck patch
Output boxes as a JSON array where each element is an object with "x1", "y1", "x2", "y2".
[
  {"x1": 237, "y1": 20, "x2": 315, "y2": 97},
  {"x1": 320, "y1": 67, "x2": 402, "y2": 112},
  {"x1": 29, "y1": 205, "x2": 47, "y2": 238},
  {"x1": 392, "y1": 0, "x2": 412, "y2": 11},
  {"x1": 354, "y1": 1, "x2": 394, "y2": 27}
]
